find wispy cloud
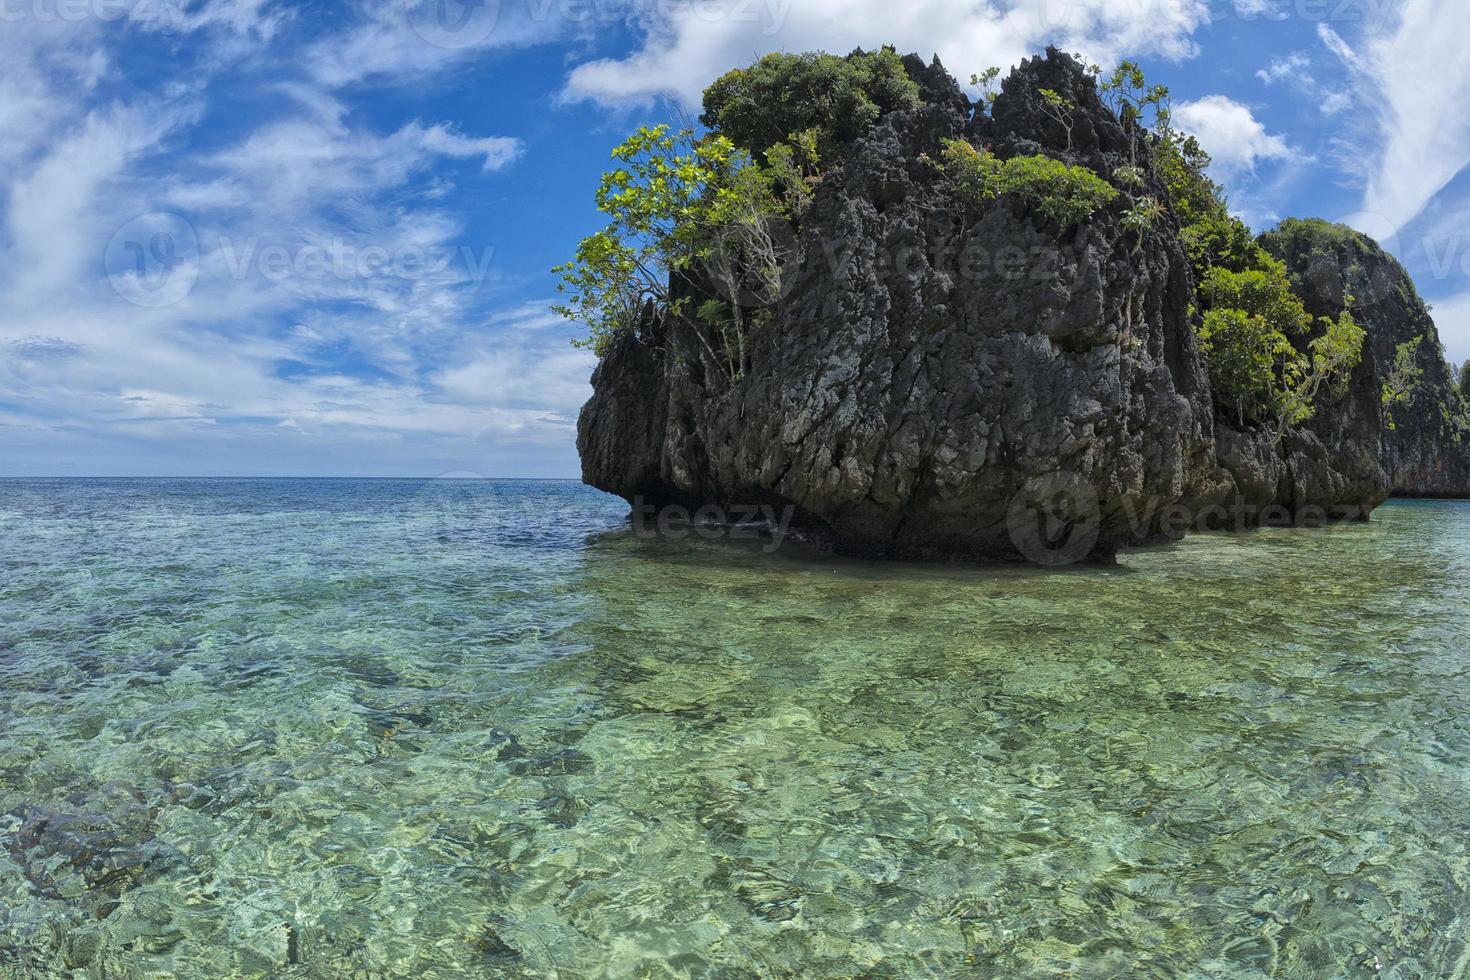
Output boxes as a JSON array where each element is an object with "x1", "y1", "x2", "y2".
[
  {"x1": 1336, "y1": 2, "x2": 1470, "y2": 233},
  {"x1": 0, "y1": 0, "x2": 584, "y2": 476},
  {"x1": 562, "y1": 0, "x2": 1212, "y2": 108}
]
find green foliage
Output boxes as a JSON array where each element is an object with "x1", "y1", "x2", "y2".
[
  {"x1": 937, "y1": 138, "x2": 1117, "y2": 227},
  {"x1": 1382, "y1": 337, "x2": 1425, "y2": 429},
  {"x1": 1154, "y1": 129, "x2": 1268, "y2": 279},
  {"x1": 1091, "y1": 58, "x2": 1365, "y2": 435},
  {"x1": 1038, "y1": 88, "x2": 1076, "y2": 151},
  {"x1": 701, "y1": 49, "x2": 921, "y2": 161},
  {"x1": 1200, "y1": 260, "x2": 1312, "y2": 339},
  {"x1": 971, "y1": 67, "x2": 1002, "y2": 108},
  {"x1": 1198, "y1": 261, "x2": 1365, "y2": 437},
  {"x1": 1001, "y1": 154, "x2": 1119, "y2": 225},
  {"x1": 551, "y1": 125, "x2": 808, "y2": 377},
  {"x1": 1261, "y1": 217, "x2": 1376, "y2": 256},
  {"x1": 1197, "y1": 307, "x2": 1296, "y2": 426},
  {"x1": 552, "y1": 126, "x2": 717, "y2": 357},
  {"x1": 937, "y1": 138, "x2": 1002, "y2": 206},
  {"x1": 1460, "y1": 359, "x2": 1470, "y2": 400},
  {"x1": 1113, "y1": 165, "x2": 1146, "y2": 189},
  {"x1": 1121, "y1": 197, "x2": 1165, "y2": 241},
  {"x1": 1100, "y1": 60, "x2": 1170, "y2": 166},
  {"x1": 761, "y1": 127, "x2": 823, "y2": 211}
]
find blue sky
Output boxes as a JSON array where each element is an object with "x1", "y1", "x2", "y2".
[{"x1": 1, "y1": 0, "x2": 1467, "y2": 477}]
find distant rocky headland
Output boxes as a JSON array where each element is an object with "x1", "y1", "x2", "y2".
[{"x1": 560, "y1": 47, "x2": 1470, "y2": 563}]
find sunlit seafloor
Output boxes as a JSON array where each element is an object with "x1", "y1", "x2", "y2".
[{"x1": 1, "y1": 479, "x2": 1468, "y2": 977}]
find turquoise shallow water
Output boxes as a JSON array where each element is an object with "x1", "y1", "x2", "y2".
[{"x1": 1, "y1": 479, "x2": 1469, "y2": 978}]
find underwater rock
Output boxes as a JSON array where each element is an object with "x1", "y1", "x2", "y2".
[{"x1": 5, "y1": 783, "x2": 178, "y2": 914}]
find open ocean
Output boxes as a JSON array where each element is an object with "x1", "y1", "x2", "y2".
[{"x1": 2, "y1": 478, "x2": 1469, "y2": 977}]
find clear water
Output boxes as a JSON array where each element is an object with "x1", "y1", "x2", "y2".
[{"x1": 1, "y1": 479, "x2": 1468, "y2": 978}]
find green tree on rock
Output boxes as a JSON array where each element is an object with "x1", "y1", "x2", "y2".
[
  {"x1": 551, "y1": 125, "x2": 813, "y2": 379},
  {"x1": 1198, "y1": 261, "x2": 1365, "y2": 440},
  {"x1": 701, "y1": 49, "x2": 921, "y2": 162}
]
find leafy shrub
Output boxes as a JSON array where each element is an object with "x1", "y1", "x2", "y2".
[
  {"x1": 938, "y1": 138, "x2": 1117, "y2": 227},
  {"x1": 1121, "y1": 197, "x2": 1165, "y2": 240},
  {"x1": 1382, "y1": 337, "x2": 1425, "y2": 429},
  {"x1": 1200, "y1": 260, "x2": 1313, "y2": 339},
  {"x1": 1199, "y1": 261, "x2": 1365, "y2": 436},
  {"x1": 1155, "y1": 128, "x2": 1267, "y2": 279},
  {"x1": 1037, "y1": 88, "x2": 1076, "y2": 151},
  {"x1": 1084, "y1": 59, "x2": 1370, "y2": 434},
  {"x1": 1197, "y1": 307, "x2": 1297, "y2": 425},
  {"x1": 1000, "y1": 154, "x2": 1119, "y2": 225},
  {"x1": 701, "y1": 49, "x2": 921, "y2": 161},
  {"x1": 552, "y1": 125, "x2": 809, "y2": 378},
  {"x1": 1113, "y1": 165, "x2": 1146, "y2": 189},
  {"x1": 937, "y1": 138, "x2": 1003, "y2": 206}
]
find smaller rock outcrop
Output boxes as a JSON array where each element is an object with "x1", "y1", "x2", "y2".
[{"x1": 1264, "y1": 219, "x2": 1470, "y2": 498}]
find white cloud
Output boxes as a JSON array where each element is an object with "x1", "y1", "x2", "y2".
[
  {"x1": 203, "y1": 109, "x2": 520, "y2": 214},
  {"x1": 1256, "y1": 49, "x2": 1350, "y2": 116},
  {"x1": 305, "y1": 0, "x2": 555, "y2": 89},
  {"x1": 1173, "y1": 95, "x2": 1292, "y2": 177},
  {"x1": 562, "y1": 0, "x2": 1212, "y2": 108},
  {"x1": 488, "y1": 300, "x2": 570, "y2": 331},
  {"x1": 435, "y1": 340, "x2": 596, "y2": 417},
  {"x1": 1425, "y1": 290, "x2": 1470, "y2": 367},
  {"x1": 0, "y1": 0, "x2": 579, "y2": 476},
  {"x1": 1317, "y1": 23, "x2": 1362, "y2": 72},
  {"x1": 1256, "y1": 51, "x2": 1310, "y2": 86},
  {"x1": 1344, "y1": 2, "x2": 1470, "y2": 234},
  {"x1": 417, "y1": 124, "x2": 523, "y2": 172},
  {"x1": 130, "y1": 0, "x2": 289, "y2": 42}
]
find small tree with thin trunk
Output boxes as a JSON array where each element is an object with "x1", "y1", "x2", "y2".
[{"x1": 1038, "y1": 89, "x2": 1076, "y2": 152}]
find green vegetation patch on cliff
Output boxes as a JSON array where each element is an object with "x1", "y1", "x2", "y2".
[
  {"x1": 700, "y1": 48, "x2": 922, "y2": 161},
  {"x1": 555, "y1": 48, "x2": 1367, "y2": 444},
  {"x1": 935, "y1": 138, "x2": 1117, "y2": 227}
]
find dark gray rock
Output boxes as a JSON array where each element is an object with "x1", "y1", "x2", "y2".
[
  {"x1": 580, "y1": 50, "x2": 1216, "y2": 562},
  {"x1": 5, "y1": 783, "x2": 178, "y2": 915},
  {"x1": 577, "y1": 49, "x2": 1469, "y2": 564},
  {"x1": 1261, "y1": 220, "x2": 1470, "y2": 498}
]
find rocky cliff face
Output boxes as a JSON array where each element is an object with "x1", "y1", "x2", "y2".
[
  {"x1": 578, "y1": 49, "x2": 1469, "y2": 562},
  {"x1": 582, "y1": 51, "x2": 1217, "y2": 562},
  {"x1": 1262, "y1": 221, "x2": 1470, "y2": 498}
]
